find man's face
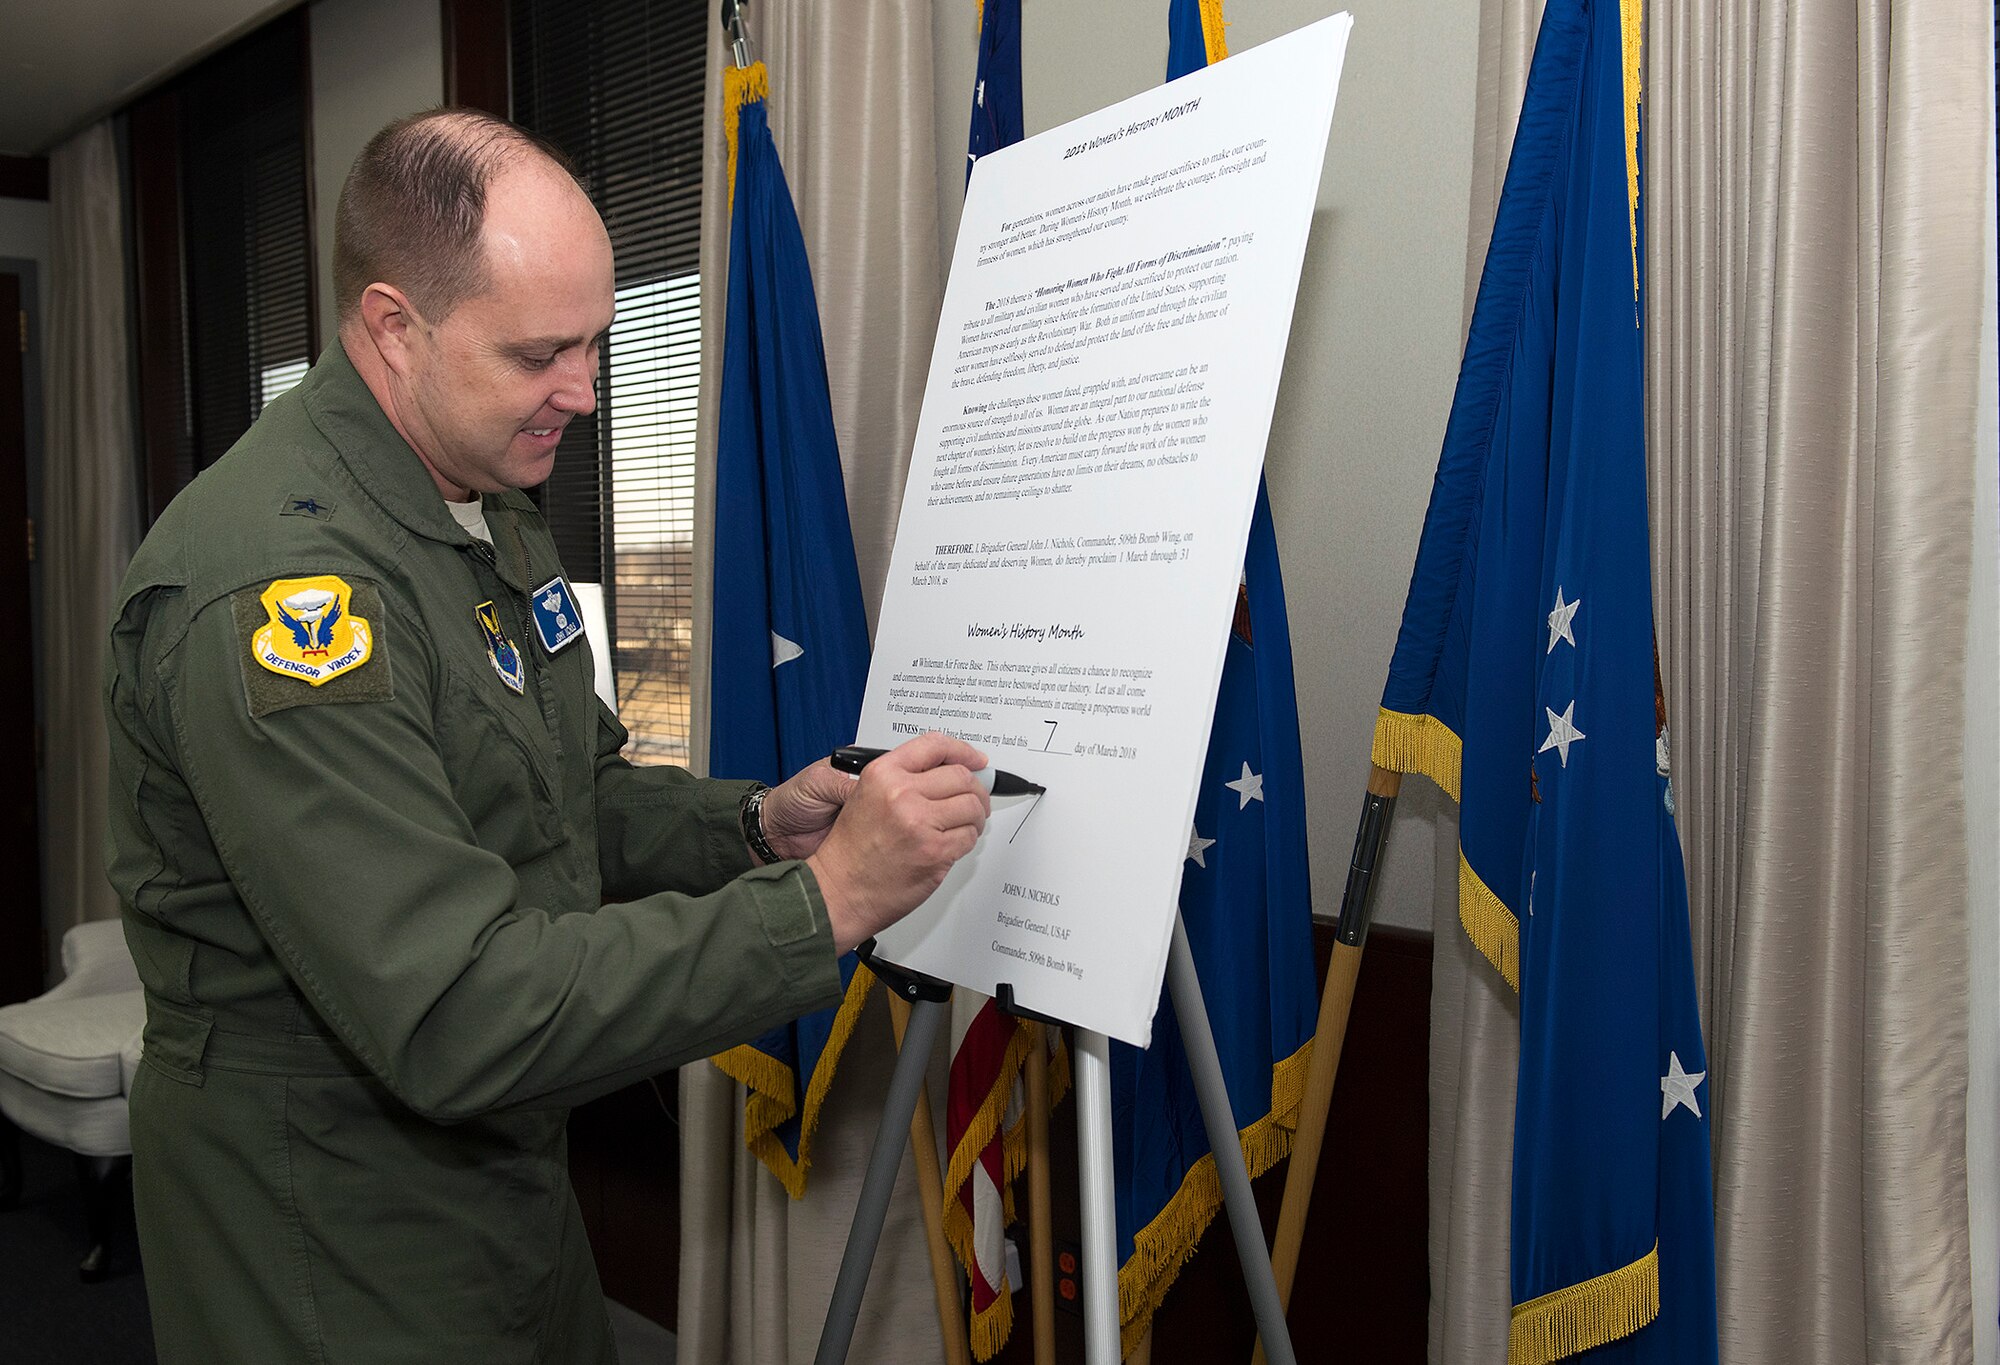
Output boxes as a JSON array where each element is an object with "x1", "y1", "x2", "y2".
[{"x1": 395, "y1": 161, "x2": 616, "y2": 498}]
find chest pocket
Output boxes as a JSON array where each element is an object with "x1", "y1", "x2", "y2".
[{"x1": 434, "y1": 660, "x2": 567, "y2": 862}]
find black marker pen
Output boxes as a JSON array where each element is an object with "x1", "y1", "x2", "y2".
[{"x1": 830, "y1": 745, "x2": 1045, "y2": 797}]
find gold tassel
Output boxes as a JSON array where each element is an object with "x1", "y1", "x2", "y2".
[
  {"x1": 1368, "y1": 709, "x2": 1525, "y2": 987},
  {"x1": 1198, "y1": 0, "x2": 1231, "y2": 65},
  {"x1": 942, "y1": 1019, "x2": 1040, "y2": 1269},
  {"x1": 969, "y1": 1279, "x2": 1015, "y2": 1362},
  {"x1": 1508, "y1": 1242, "x2": 1659, "y2": 1364},
  {"x1": 1458, "y1": 849, "x2": 1521, "y2": 991},
  {"x1": 1000, "y1": 1031, "x2": 1073, "y2": 1185},
  {"x1": 1371, "y1": 707, "x2": 1463, "y2": 802},
  {"x1": 1115, "y1": 1042, "x2": 1314, "y2": 1355},
  {"x1": 709, "y1": 962, "x2": 877, "y2": 1200},
  {"x1": 722, "y1": 60, "x2": 770, "y2": 207},
  {"x1": 1620, "y1": 0, "x2": 1642, "y2": 299},
  {"x1": 956, "y1": 1028, "x2": 1074, "y2": 1356}
]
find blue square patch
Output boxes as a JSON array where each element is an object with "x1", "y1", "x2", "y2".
[{"x1": 529, "y1": 575, "x2": 586, "y2": 654}]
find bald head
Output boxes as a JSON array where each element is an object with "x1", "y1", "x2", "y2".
[{"x1": 333, "y1": 109, "x2": 592, "y2": 327}]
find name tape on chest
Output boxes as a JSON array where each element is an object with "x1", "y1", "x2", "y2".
[{"x1": 530, "y1": 575, "x2": 586, "y2": 654}]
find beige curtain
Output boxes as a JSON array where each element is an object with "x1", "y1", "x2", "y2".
[
  {"x1": 679, "y1": 3, "x2": 948, "y2": 1361},
  {"x1": 1431, "y1": 2, "x2": 1988, "y2": 1362},
  {"x1": 1647, "y1": 2, "x2": 1985, "y2": 1360},
  {"x1": 42, "y1": 120, "x2": 138, "y2": 977}
]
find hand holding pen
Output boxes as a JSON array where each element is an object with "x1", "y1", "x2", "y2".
[{"x1": 769, "y1": 733, "x2": 997, "y2": 952}]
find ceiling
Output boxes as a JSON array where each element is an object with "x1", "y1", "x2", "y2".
[{"x1": 0, "y1": 0, "x2": 298, "y2": 157}]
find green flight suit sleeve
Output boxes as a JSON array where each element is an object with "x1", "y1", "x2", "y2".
[
  {"x1": 151, "y1": 587, "x2": 844, "y2": 1122},
  {"x1": 589, "y1": 698, "x2": 768, "y2": 902}
]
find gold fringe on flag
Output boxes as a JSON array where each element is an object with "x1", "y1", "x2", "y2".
[
  {"x1": 941, "y1": 1020, "x2": 1036, "y2": 1273},
  {"x1": 1508, "y1": 1241, "x2": 1659, "y2": 1364},
  {"x1": 1115, "y1": 1040, "x2": 1313, "y2": 1357},
  {"x1": 1371, "y1": 706, "x2": 1463, "y2": 802},
  {"x1": 1619, "y1": 0, "x2": 1642, "y2": 299},
  {"x1": 940, "y1": 1021, "x2": 1072, "y2": 1362},
  {"x1": 969, "y1": 1262, "x2": 1015, "y2": 1362},
  {"x1": 1458, "y1": 849, "x2": 1521, "y2": 991},
  {"x1": 710, "y1": 963, "x2": 877, "y2": 1199},
  {"x1": 1372, "y1": 708, "x2": 1526, "y2": 990},
  {"x1": 941, "y1": 1023, "x2": 1072, "y2": 1274},
  {"x1": 1197, "y1": 0, "x2": 1231, "y2": 65},
  {"x1": 722, "y1": 59, "x2": 770, "y2": 206}
]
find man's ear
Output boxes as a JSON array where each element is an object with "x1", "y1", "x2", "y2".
[{"x1": 359, "y1": 283, "x2": 422, "y2": 376}]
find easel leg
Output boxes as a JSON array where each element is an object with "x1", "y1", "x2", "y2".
[
  {"x1": 885, "y1": 992, "x2": 973, "y2": 1365},
  {"x1": 813, "y1": 994, "x2": 951, "y2": 1365},
  {"x1": 1165, "y1": 915, "x2": 1298, "y2": 1365},
  {"x1": 1074, "y1": 1028, "x2": 1122, "y2": 1365}
]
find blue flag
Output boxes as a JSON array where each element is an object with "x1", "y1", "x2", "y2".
[
  {"x1": 1106, "y1": 5, "x2": 1318, "y2": 1353},
  {"x1": 1373, "y1": 1, "x2": 1717, "y2": 1359},
  {"x1": 1166, "y1": 0, "x2": 1224, "y2": 79},
  {"x1": 966, "y1": 0, "x2": 1022, "y2": 185},
  {"x1": 708, "y1": 62, "x2": 876, "y2": 1200}
]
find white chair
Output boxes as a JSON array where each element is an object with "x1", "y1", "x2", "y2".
[{"x1": 0, "y1": 919, "x2": 146, "y2": 1280}]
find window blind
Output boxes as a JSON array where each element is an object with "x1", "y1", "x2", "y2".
[
  {"x1": 177, "y1": 14, "x2": 315, "y2": 480},
  {"x1": 512, "y1": 0, "x2": 707, "y2": 764}
]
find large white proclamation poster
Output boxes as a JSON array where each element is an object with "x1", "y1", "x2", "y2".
[{"x1": 862, "y1": 15, "x2": 1354, "y2": 1045}]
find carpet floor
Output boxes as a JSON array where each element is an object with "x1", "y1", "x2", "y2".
[
  {"x1": 0, "y1": 1130, "x2": 154, "y2": 1363},
  {"x1": 0, "y1": 1129, "x2": 676, "y2": 1364}
]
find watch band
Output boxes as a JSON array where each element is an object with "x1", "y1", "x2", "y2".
[{"x1": 739, "y1": 783, "x2": 781, "y2": 864}]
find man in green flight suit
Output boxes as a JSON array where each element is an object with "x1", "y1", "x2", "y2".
[{"x1": 103, "y1": 109, "x2": 990, "y2": 1363}]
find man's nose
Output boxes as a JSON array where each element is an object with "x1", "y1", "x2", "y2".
[{"x1": 551, "y1": 351, "x2": 598, "y2": 416}]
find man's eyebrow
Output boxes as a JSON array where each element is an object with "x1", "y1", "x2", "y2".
[{"x1": 509, "y1": 325, "x2": 615, "y2": 352}]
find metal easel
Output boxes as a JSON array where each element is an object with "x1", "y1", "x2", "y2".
[{"x1": 812, "y1": 923, "x2": 1300, "y2": 1365}]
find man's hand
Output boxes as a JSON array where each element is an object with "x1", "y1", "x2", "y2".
[
  {"x1": 757, "y1": 758, "x2": 857, "y2": 862},
  {"x1": 804, "y1": 733, "x2": 992, "y2": 954}
]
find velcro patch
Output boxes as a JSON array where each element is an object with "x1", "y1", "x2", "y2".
[{"x1": 233, "y1": 576, "x2": 393, "y2": 718}]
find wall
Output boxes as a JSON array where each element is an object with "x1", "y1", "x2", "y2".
[
  {"x1": 933, "y1": 1, "x2": 1481, "y2": 930},
  {"x1": 307, "y1": 0, "x2": 443, "y2": 354},
  {"x1": 0, "y1": 196, "x2": 50, "y2": 289}
]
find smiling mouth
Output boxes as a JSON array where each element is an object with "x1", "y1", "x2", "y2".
[{"x1": 524, "y1": 426, "x2": 562, "y2": 439}]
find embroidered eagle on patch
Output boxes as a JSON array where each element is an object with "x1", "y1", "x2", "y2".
[{"x1": 252, "y1": 576, "x2": 374, "y2": 685}]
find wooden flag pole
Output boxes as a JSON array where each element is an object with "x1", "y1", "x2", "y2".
[
  {"x1": 1023, "y1": 1023, "x2": 1056, "y2": 1365},
  {"x1": 887, "y1": 991, "x2": 974, "y2": 1365},
  {"x1": 1024, "y1": 1022, "x2": 1057, "y2": 1365},
  {"x1": 1251, "y1": 764, "x2": 1402, "y2": 1365},
  {"x1": 1128, "y1": 1327, "x2": 1153, "y2": 1364}
]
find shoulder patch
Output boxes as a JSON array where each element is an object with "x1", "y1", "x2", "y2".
[
  {"x1": 280, "y1": 493, "x2": 335, "y2": 520},
  {"x1": 233, "y1": 576, "x2": 392, "y2": 718}
]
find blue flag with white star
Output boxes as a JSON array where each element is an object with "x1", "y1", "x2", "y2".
[
  {"x1": 707, "y1": 62, "x2": 875, "y2": 1200},
  {"x1": 966, "y1": 0, "x2": 1021, "y2": 187},
  {"x1": 1372, "y1": 1, "x2": 1717, "y2": 1359},
  {"x1": 1104, "y1": 5, "x2": 1318, "y2": 1352}
]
